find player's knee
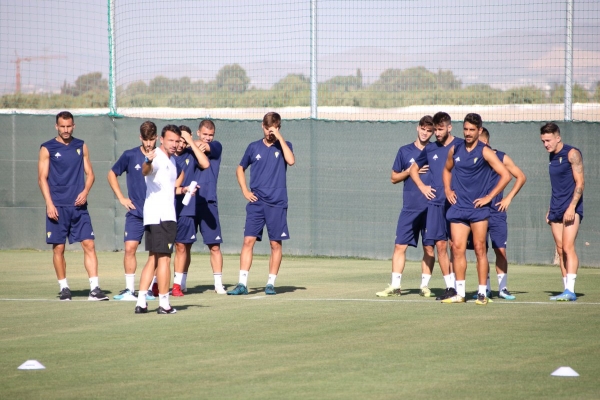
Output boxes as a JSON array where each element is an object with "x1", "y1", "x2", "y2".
[
  {"x1": 270, "y1": 240, "x2": 282, "y2": 251},
  {"x1": 81, "y1": 240, "x2": 95, "y2": 252},
  {"x1": 209, "y1": 244, "x2": 221, "y2": 254}
]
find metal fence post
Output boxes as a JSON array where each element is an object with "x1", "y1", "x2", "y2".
[
  {"x1": 564, "y1": 0, "x2": 574, "y2": 121},
  {"x1": 310, "y1": 0, "x2": 317, "y2": 119}
]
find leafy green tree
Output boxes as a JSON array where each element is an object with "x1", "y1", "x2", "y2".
[
  {"x1": 550, "y1": 84, "x2": 590, "y2": 103},
  {"x1": 213, "y1": 64, "x2": 250, "y2": 93},
  {"x1": 61, "y1": 72, "x2": 108, "y2": 96}
]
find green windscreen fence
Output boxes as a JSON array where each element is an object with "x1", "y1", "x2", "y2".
[{"x1": 1, "y1": 115, "x2": 598, "y2": 266}]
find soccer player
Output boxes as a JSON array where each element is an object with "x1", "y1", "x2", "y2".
[
  {"x1": 475, "y1": 127, "x2": 527, "y2": 300},
  {"x1": 442, "y1": 113, "x2": 510, "y2": 305},
  {"x1": 228, "y1": 112, "x2": 295, "y2": 295},
  {"x1": 134, "y1": 125, "x2": 195, "y2": 314},
  {"x1": 540, "y1": 122, "x2": 584, "y2": 301},
  {"x1": 376, "y1": 115, "x2": 436, "y2": 297},
  {"x1": 194, "y1": 120, "x2": 226, "y2": 294},
  {"x1": 107, "y1": 121, "x2": 158, "y2": 301},
  {"x1": 409, "y1": 112, "x2": 462, "y2": 300},
  {"x1": 171, "y1": 125, "x2": 210, "y2": 297},
  {"x1": 38, "y1": 111, "x2": 108, "y2": 301}
]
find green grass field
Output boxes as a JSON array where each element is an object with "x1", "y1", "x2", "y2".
[{"x1": 1, "y1": 250, "x2": 599, "y2": 399}]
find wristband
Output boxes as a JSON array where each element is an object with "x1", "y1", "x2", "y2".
[{"x1": 144, "y1": 156, "x2": 152, "y2": 164}]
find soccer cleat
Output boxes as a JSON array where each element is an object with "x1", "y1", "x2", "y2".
[
  {"x1": 227, "y1": 283, "x2": 248, "y2": 295},
  {"x1": 113, "y1": 288, "x2": 137, "y2": 301},
  {"x1": 419, "y1": 286, "x2": 434, "y2": 297},
  {"x1": 472, "y1": 290, "x2": 493, "y2": 300},
  {"x1": 171, "y1": 284, "x2": 184, "y2": 297},
  {"x1": 441, "y1": 294, "x2": 465, "y2": 303},
  {"x1": 436, "y1": 287, "x2": 457, "y2": 300},
  {"x1": 475, "y1": 293, "x2": 489, "y2": 305},
  {"x1": 182, "y1": 287, "x2": 188, "y2": 293},
  {"x1": 145, "y1": 292, "x2": 156, "y2": 301},
  {"x1": 134, "y1": 305, "x2": 148, "y2": 314},
  {"x1": 151, "y1": 282, "x2": 159, "y2": 297},
  {"x1": 265, "y1": 284, "x2": 277, "y2": 295},
  {"x1": 214, "y1": 285, "x2": 227, "y2": 294},
  {"x1": 59, "y1": 287, "x2": 72, "y2": 301},
  {"x1": 498, "y1": 288, "x2": 516, "y2": 300},
  {"x1": 88, "y1": 287, "x2": 109, "y2": 301},
  {"x1": 552, "y1": 289, "x2": 577, "y2": 302},
  {"x1": 375, "y1": 285, "x2": 401, "y2": 297},
  {"x1": 157, "y1": 306, "x2": 177, "y2": 314}
]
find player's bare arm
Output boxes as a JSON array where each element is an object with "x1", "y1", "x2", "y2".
[
  {"x1": 409, "y1": 162, "x2": 435, "y2": 199},
  {"x1": 174, "y1": 171, "x2": 196, "y2": 196},
  {"x1": 107, "y1": 170, "x2": 135, "y2": 211},
  {"x1": 272, "y1": 127, "x2": 295, "y2": 166},
  {"x1": 38, "y1": 146, "x2": 59, "y2": 221},
  {"x1": 564, "y1": 148, "x2": 584, "y2": 225},
  {"x1": 74, "y1": 143, "x2": 95, "y2": 207},
  {"x1": 443, "y1": 147, "x2": 456, "y2": 205},
  {"x1": 475, "y1": 146, "x2": 511, "y2": 208},
  {"x1": 182, "y1": 130, "x2": 210, "y2": 169},
  {"x1": 496, "y1": 154, "x2": 527, "y2": 212},
  {"x1": 236, "y1": 165, "x2": 258, "y2": 202}
]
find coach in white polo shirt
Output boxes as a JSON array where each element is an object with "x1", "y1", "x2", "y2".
[{"x1": 134, "y1": 124, "x2": 196, "y2": 315}]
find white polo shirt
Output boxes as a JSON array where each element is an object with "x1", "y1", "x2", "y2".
[{"x1": 143, "y1": 147, "x2": 177, "y2": 225}]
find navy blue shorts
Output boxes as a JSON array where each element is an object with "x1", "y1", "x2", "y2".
[
  {"x1": 446, "y1": 206, "x2": 489, "y2": 226},
  {"x1": 46, "y1": 206, "x2": 95, "y2": 244},
  {"x1": 244, "y1": 201, "x2": 290, "y2": 242},
  {"x1": 175, "y1": 215, "x2": 198, "y2": 244},
  {"x1": 124, "y1": 213, "x2": 144, "y2": 243},
  {"x1": 424, "y1": 203, "x2": 450, "y2": 242},
  {"x1": 197, "y1": 200, "x2": 223, "y2": 245},
  {"x1": 548, "y1": 209, "x2": 584, "y2": 223},
  {"x1": 395, "y1": 208, "x2": 434, "y2": 247},
  {"x1": 466, "y1": 212, "x2": 506, "y2": 250}
]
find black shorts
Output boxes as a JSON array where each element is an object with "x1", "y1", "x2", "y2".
[{"x1": 145, "y1": 221, "x2": 177, "y2": 254}]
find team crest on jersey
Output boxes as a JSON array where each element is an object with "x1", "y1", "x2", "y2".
[
  {"x1": 455, "y1": 156, "x2": 461, "y2": 162},
  {"x1": 47, "y1": 232, "x2": 52, "y2": 238},
  {"x1": 474, "y1": 157, "x2": 478, "y2": 164},
  {"x1": 54, "y1": 152, "x2": 61, "y2": 158},
  {"x1": 135, "y1": 164, "x2": 141, "y2": 170},
  {"x1": 433, "y1": 154, "x2": 438, "y2": 160},
  {"x1": 275, "y1": 151, "x2": 280, "y2": 158},
  {"x1": 409, "y1": 158, "x2": 415, "y2": 164},
  {"x1": 77, "y1": 149, "x2": 81, "y2": 156},
  {"x1": 559, "y1": 157, "x2": 563, "y2": 164},
  {"x1": 255, "y1": 154, "x2": 261, "y2": 160},
  {"x1": 186, "y1": 158, "x2": 190, "y2": 165}
]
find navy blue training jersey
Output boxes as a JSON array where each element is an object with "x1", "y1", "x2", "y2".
[
  {"x1": 414, "y1": 137, "x2": 463, "y2": 205},
  {"x1": 451, "y1": 140, "x2": 493, "y2": 210},
  {"x1": 197, "y1": 141, "x2": 222, "y2": 203},
  {"x1": 392, "y1": 142, "x2": 431, "y2": 212},
  {"x1": 549, "y1": 143, "x2": 583, "y2": 216},
  {"x1": 239, "y1": 139, "x2": 293, "y2": 207},
  {"x1": 41, "y1": 137, "x2": 86, "y2": 207},
  {"x1": 111, "y1": 146, "x2": 147, "y2": 218}
]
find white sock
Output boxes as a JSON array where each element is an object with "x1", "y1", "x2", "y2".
[
  {"x1": 182, "y1": 273, "x2": 188, "y2": 289},
  {"x1": 149, "y1": 276, "x2": 157, "y2": 291},
  {"x1": 450, "y1": 273, "x2": 456, "y2": 288},
  {"x1": 497, "y1": 273, "x2": 507, "y2": 291},
  {"x1": 486, "y1": 275, "x2": 491, "y2": 292},
  {"x1": 420, "y1": 274, "x2": 432, "y2": 288},
  {"x1": 239, "y1": 270, "x2": 249, "y2": 286},
  {"x1": 456, "y1": 280, "x2": 466, "y2": 297},
  {"x1": 159, "y1": 292, "x2": 170, "y2": 309},
  {"x1": 89, "y1": 277, "x2": 99, "y2": 290},
  {"x1": 136, "y1": 291, "x2": 148, "y2": 308},
  {"x1": 391, "y1": 273, "x2": 402, "y2": 288},
  {"x1": 174, "y1": 272, "x2": 183, "y2": 285},
  {"x1": 563, "y1": 276, "x2": 567, "y2": 290},
  {"x1": 214, "y1": 273, "x2": 223, "y2": 288},
  {"x1": 566, "y1": 274, "x2": 576, "y2": 292},
  {"x1": 58, "y1": 279, "x2": 68, "y2": 290},
  {"x1": 125, "y1": 274, "x2": 135, "y2": 292},
  {"x1": 479, "y1": 285, "x2": 488, "y2": 296},
  {"x1": 443, "y1": 274, "x2": 453, "y2": 289},
  {"x1": 267, "y1": 274, "x2": 277, "y2": 286}
]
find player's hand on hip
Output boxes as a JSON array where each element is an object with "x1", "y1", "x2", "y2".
[
  {"x1": 446, "y1": 190, "x2": 457, "y2": 205},
  {"x1": 496, "y1": 198, "x2": 511, "y2": 212},
  {"x1": 120, "y1": 198, "x2": 136, "y2": 211},
  {"x1": 243, "y1": 190, "x2": 258, "y2": 202},
  {"x1": 420, "y1": 186, "x2": 436, "y2": 200},
  {"x1": 473, "y1": 196, "x2": 491, "y2": 208},
  {"x1": 46, "y1": 204, "x2": 59, "y2": 221}
]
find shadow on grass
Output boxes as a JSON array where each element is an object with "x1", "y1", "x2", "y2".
[
  {"x1": 67, "y1": 288, "x2": 112, "y2": 299},
  {"x1": 247, "y1": 286, "x2": 307, "y2": 295},
  {"x1": 184, "y1": 285, "x2": 215, "y2": 294},
  {"x1": 544, "y1": 290, "x2": 585, "y2": 298}
]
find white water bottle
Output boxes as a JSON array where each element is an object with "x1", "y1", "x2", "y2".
[{"x1": 182, "y1": 181, "x2": 198, "y2": 206}]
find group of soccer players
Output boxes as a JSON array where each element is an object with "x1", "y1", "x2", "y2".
[
  {"x1": 38, "y1": 111, "x2": 294, "y2": 313},
  {"x1": 378, "y1": 112, "x2": 584, "y2": 303},
  {"x1": 38, "y1": 109, "x2": 583, "y2": 310}
]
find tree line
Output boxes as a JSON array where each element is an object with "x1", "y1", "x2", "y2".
[{"x1": 2, "y1": 65, "x2": 599, "y2": 109}]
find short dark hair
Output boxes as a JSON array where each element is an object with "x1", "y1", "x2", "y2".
[
  {"x1": 140, "y1": 121, "x2": 157, "y2": 139},
  {"x1": 161, "y1": 124, "x2": 181, "y2": 137},
  {"x1": 199, "y1": 119, "x2": 216, "y2": 131},
  {"x1": 480, "y1": 127, "x2": 490, "y2": 140},
  {"x1": 464, "y1": 113, "x2": 483, "y2": 129},
  {"x1": 432, "y1": 112, "x2": 451, "y2": 126},
  {"x1": 56, "y1": 111, "x2": 74, "y2": 123},
  {"x1": 419, "y1": 115, "x2": 434, "y2": 127},
  {"x1": 263, "y1": 112, "x2": 281, "y2": 129},
  {"x1": 540, "y1": 122, "x2": 560, "y2": 135},
  {"x1": 179, "y1": 125, "x2": 192, "y2": 134}
]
